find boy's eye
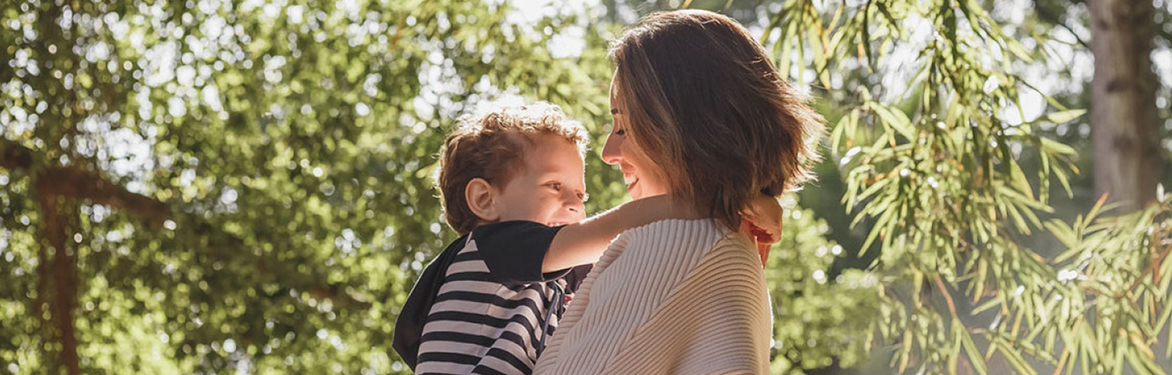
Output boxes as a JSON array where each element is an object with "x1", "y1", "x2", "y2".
[
  {"x1": 578, "y1": 192, "x2": 589, "y2": 203},
  {"x1": 615, "y1": 129, "x2": 626, "y2": 136},
  {"x1": 547, "y1": 182, "x2": 562, "y2": 191}
]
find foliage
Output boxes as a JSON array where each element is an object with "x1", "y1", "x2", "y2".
[
  {"x1": 766, "y1": 197, "x2": 880, "y2": 374},
  {"x1": 765, "y1": 0, "x2": 1172, "y2": 373},
  {"x1": 0, "y1": 0, "x2": 613, "y2": 373},
  {"x1": 2, "y1": 0, "x2": 1171, "y2": 374}
]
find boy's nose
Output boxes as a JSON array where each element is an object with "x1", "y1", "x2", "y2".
[
  {"x1": 565, "y1": 195, "x2": 583, "y2": 211},
  {"x1": 563, "y1": 195, "x2": 585, "y2": 217},
  {"x1": 567, "y1": 204, "x2": 586, "y2": 220}
]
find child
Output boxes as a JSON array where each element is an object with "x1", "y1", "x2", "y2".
[{"x1": 392, "y1": 102, "x2": 704, "y2": 375}]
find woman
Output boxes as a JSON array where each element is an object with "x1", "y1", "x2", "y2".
[{"x1": 533, "y1": 10, "x2": 822, "y2": 375}]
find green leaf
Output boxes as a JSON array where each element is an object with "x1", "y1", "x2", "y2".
[
  {"x1": 959, "y1": 323, "x2": 989, "y2": 375},
  {"x1": 1039, "y1": 137, "x2": 1077, "y2": 156},
  {"x1": 1044, "y1": 109, "x2": 1087, "y2": 124},
  {"x1": 995, "y1": 338, "x2": 1039, "y2": 375},
  {"x1": 972, "y1": 296, "x2": 1001, "y2": 315},
  {"x1": 868, "y1": 103, "x2": 915, "y2": 140}
]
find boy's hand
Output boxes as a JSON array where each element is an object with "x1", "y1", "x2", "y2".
[{"x1": 741, "y1": 195, "x2": 783, "y2": 266}]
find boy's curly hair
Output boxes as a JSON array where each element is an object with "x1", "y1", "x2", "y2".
[{"x1": 437, "y1": 102, "x2": 589, "y2": 234}]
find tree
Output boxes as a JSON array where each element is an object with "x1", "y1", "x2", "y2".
[
  {"x1": 0, "y1": 0, "x2": 614, "y2": 373},
  {"x1": 1088, "y1": 0, "x2": 1163, "y2": 210},
  {"x1": 3, "y1": 0, "x2": 1172, "y2": 374}
]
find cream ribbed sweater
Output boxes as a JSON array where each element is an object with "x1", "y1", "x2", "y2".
[{"x1": 533, "y1": 219, "x2": 771, "y2": 375}]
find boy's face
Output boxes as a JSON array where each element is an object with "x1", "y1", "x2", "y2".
[{"x1": 492, "y1": 133, "x2": 587, "y2": 227}]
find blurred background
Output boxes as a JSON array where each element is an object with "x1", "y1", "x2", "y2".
[{"x1": 2, "y1": 0, "x2": 1172, "y2": 374}]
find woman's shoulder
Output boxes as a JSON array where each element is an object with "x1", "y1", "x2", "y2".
[
  {"x1": 614, "y1": 218, "x2": 754, "y2": 268},
  {"x1": 619, "y1": 218, "x2": 724, "y2": 247},
  {"x1": 705, "y1": 234, "x2": 766, "y2": 275}
]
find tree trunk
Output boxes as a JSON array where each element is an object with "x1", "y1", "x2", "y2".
[
  {"x1": 1089, "y1": 0, "x2": 1162, "y2": 211},
  {"x1": 36, "y1": 182, "x2": 80, "y2": 375}
]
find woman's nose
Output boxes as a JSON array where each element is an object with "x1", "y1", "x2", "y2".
[{"x1": 601, "y1": 133, "x2": 622, "y2": 165}]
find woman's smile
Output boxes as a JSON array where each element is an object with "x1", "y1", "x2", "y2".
[{"x1": 622, "y1": 173, "x2": 638, "y2": 190}]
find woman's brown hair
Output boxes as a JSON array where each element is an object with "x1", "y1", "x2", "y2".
[{"x1": 609, "y1": 9, "x2": 823, "y2": 231}]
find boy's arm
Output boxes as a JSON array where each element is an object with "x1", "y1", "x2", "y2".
[{"x1": 541, "y1": 195, "x2": 700, "y2": 273}]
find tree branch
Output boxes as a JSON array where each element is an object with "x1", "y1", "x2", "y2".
[
  {"x1": 1034, "y1": 7, "x2": 1090, "y2": 49},
  {"x1": 934, "y1": 274, "x2": 959, "y2": 319},
  {"x1": 0, "y1": 139, "x2": 170, "y2": 223},
  {"x1": 1, "y1": 139, "x2": 370, "y2": 310}
]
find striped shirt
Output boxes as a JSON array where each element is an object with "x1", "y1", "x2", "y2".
[{"x1": 396, "y1": 221, "x2": 590, "y2": 375}]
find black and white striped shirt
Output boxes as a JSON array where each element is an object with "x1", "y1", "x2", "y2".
[{"x1": 398, "y1": 221, "x2": 590, "y2": 375}]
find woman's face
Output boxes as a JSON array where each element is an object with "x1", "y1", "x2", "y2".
[{"x1": 602, "y1": 79, "x2": 669, "y2": 200}]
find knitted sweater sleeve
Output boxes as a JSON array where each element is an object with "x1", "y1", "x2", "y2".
[{"x1": 534, "y1": 220, "x2": 772, "y2": 375}]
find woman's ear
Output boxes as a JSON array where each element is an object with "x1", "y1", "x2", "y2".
[{"x1": 465, "y1": 178, "x2": 500, "y2": 222}]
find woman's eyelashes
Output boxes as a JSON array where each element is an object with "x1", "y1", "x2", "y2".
[{"x1": 606, "y1": 124, "x2": 625, "y2": 136}]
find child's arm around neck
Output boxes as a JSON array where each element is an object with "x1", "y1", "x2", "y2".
[{"x1": 541, "y1": 195, "x2": 701, "y2": 273}]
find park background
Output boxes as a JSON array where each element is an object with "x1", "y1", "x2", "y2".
[{"x1": 3, "y1": 0, "x2": 1172, "y2": 374}]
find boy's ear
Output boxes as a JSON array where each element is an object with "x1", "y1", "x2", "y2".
[{"x1": 465, "y1": 178, "x2": 500, "y2": 222}]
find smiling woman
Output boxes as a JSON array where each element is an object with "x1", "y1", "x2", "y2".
[
  {"x1": 603, "y1": 14, "x2": 821, "y2": 231},
  {"x1": 534, "y1": 9, "x2": 823, "y2": 375},
  {"x1": 601, "y1": 85, "x2": 669, "y2": 201}
]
